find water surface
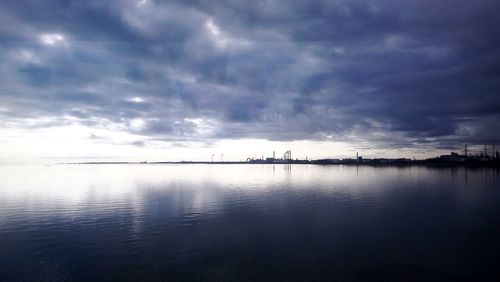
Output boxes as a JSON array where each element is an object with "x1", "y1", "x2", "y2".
[{"x1": 1, "y1": 164, "x2": 499, "y2": 281}]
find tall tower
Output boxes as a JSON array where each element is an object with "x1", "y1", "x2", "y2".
[
  {"x1": 465, "y1": 144, "x2": 468, "y2": 156},
  {"x1": 284, "y1": 150, "x2": 292, "y2": 160}
]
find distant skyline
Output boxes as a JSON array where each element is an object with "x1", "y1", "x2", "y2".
[{"x1": 1, "y1": 0, "x2": 500, "y2": 164}]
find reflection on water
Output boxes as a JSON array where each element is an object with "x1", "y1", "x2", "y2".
[{"x1": 1, "y1": 165, "x2": 500, "y2": 281}]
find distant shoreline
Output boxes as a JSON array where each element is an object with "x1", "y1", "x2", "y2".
[{"x1": 61, "y1": 160, "x2": 500, "y2": 167}]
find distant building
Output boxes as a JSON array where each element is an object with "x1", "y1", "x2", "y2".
[{"x1": 439, "y1": 152, "x2": 466, "y2": 162}]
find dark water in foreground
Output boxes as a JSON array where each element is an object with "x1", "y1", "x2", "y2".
[{"x1": 1, "y1": 165, "x2": 500, "y2": 281}]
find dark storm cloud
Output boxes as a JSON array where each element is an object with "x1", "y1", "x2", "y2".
[{"x1": 1, "y1": 0, "x2": 500, "y2": 149}]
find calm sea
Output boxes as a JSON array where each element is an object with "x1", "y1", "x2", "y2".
[{"x1": 1, "y1": 164, "x2": 499, "y2": 281}]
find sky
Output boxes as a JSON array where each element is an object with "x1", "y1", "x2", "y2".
[{"x1": 1, "y1": 0, "x2": 499, "y2": 163}]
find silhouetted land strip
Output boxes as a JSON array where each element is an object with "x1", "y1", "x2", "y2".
[{"x1": 65, "y1": 158, "x2": 500, "y2": 167}]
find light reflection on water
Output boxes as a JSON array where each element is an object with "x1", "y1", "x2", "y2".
[{"x1": 0, "y1": 164, "x2": 499, "y2": 281}]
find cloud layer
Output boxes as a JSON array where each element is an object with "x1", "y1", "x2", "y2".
[{"x1": 1, "y1": 0, "x2": 500, "y2": 158}]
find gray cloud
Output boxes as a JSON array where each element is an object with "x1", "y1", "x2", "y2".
[{"x1": 1, "y1": 0, "x2": 500, "y2": 150}]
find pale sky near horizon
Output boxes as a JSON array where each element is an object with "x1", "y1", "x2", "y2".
[{"x1": 1, "y1": 0, "x2": 499, "y2": 164}]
